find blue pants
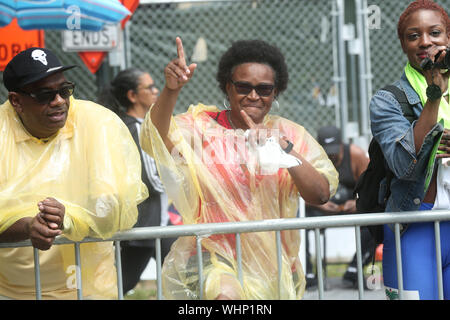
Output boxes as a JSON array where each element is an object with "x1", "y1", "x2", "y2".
[{"x1": 382, "y1": 204, "x2": 450, "y2": 300}]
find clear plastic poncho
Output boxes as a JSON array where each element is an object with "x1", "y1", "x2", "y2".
[
  {"x1": 0, "y1": 98, "x2": 148, "y2": 299},
  {"x1": 140, "y1": 103, "x2": 338, "y2": 300}
]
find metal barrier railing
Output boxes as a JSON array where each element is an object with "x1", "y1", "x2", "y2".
[{"x1": 1, "y1": 209, "x2": 450, "y2": 300}]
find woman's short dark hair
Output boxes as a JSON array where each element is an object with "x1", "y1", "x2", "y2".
[
  {"x1": 397, "y1": 0, "x2": 450, "y2": 41},
  {"x1": 97, "y1": 68, "x2": 145, "y2": 115},
  {"x1": 216, "y1": 39, "x2": 289, "y2": 96}
]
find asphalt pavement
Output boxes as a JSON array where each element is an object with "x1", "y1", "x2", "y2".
[{"x1": 302, "y1": 277, "x2": 385, "y2": 300}]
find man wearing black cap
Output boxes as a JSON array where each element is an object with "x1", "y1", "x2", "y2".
[
  {"x1": 305, "y1": 125, "x2": 373, "y2": 289},
  {"x1": 314, "y1": 125, "x2": 368, "y2": 215},
  {"x1": 3, "y1": 48, "x2": 77, "y2": 140},
  {"x1": 0, "y1": 47, "x2": 148, "y2": 299}
]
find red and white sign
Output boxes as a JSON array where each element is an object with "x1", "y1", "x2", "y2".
[{"x1": 78, "y1": 0, "x2": 139, "y2": 74}]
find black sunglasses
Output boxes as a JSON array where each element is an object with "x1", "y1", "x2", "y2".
[
  {"x1": 231, "y1": 80, "x2": 275, "y2": 97},
  {"x1": 18, "y1": 82, "x2": 75, "y2": 104}
]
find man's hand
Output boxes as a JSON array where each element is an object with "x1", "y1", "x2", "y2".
[
  {"x1": 318, "y1": 201, "x2": 341, "y2": 214},
  {"x1": 38, "y1": 197, "x2": 65, "y2": 230},
  {"x1": 27, "y1": 214, "x2": 62, "y2": 250},
  {"x1": 342, "y1": 199, "x2": 357, "y2": 213},
  {"x1": 0, "y1": 198, "x2": 64, "y2": 250}
]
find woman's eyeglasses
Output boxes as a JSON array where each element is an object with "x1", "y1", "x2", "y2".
[
  {"x1": 138, "y1": 84, "x2": 157, "y2": 92},
  {"x1": 231, "y1": 80, "x2": 275, "y2": 97},
  {"x1": 18, "y1": 82, "x2": 75, "y2": 105}
]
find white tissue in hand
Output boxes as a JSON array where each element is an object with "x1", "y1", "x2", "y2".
[{"x1": 256, "y1": 136, "x2": 302, "y2": 175}]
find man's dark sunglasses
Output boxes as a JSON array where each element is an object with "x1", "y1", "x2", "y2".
[
  {"x1": 231, "y1": 80, "x2": 275, "y2": 97},
  {"x1": 18, "y1": 82, "x2": 75, "y2": 104}
]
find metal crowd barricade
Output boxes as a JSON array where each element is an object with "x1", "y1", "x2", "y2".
[{"x1": 1, "y1": 209, "x2": 450, "y2": 300}]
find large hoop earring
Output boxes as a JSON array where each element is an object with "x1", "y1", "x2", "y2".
[
  {"x1": 223, "y1": 97, "x2": 231, "y2": 110},
  {"x1": 272, "y1": 98, "x2": 280, "y2": 112}
]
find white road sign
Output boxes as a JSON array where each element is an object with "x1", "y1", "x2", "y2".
[{"x1": 62, "y1": 24, "x2": 120, "y2": 52}]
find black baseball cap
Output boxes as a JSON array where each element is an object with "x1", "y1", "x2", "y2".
[
  {"x1": 3, "y1": 47, "x2": 76, "y2": 92},
  {"x1": 317, "y1": 125, "x2": 342, "y2": 155}
]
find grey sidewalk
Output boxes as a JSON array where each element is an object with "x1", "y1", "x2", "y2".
[{"x1": 303, "y1": 277, "x2": 385, "y2": 300}]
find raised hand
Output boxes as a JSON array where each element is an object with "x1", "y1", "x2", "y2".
[{"x1": 164, "y1": 37, "x2": 197, "y2": 91}]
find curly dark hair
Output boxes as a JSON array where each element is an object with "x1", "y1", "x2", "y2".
[{"x1": 216, "y1": 39, "x2": 289, "y2": 96}]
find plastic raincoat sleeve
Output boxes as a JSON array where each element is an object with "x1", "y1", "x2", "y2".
[{"x1": 0, "y1": 98, "x2": 148, "y2": 241}]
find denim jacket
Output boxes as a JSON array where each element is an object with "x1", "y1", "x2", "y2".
[{"x1": 370, "y1": 72, "x2": 443, "y2": 221}]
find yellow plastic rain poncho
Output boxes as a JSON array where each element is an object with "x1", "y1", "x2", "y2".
[
  {"x1": 0, "y1": 97, "x2": 148, "y2": 300},
  {"x1": 140, "y1": 103, "x2": 338, "y2": 300}
]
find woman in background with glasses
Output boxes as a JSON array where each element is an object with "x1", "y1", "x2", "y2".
[
  {"x1": 140, "y1": 38, "x2": 338, "y2": 300},
  {"x1": 98, "y1": 68, "x2": 177, "y2": 296}
]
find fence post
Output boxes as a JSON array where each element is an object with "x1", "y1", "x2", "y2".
[
  {"x1": 196, "y1": 236, "x2": 204, "y2": 300},
  {"x1": 74, "y1": 242, "x2": 83, "y2": 300},
  {"x1": 434, "y1": 221, "x2": 444, "y2": 300},
  {"x1": 155, "y1": 238, "x2": 163, "y2": 300},
  {"x1": 114, "y1": 241, "x2": 124, "y2": 300},
  {"x1": 314, "y1": 228, "x2": 324, "y2": 300},
  {"x1": 355, "y1": 226, "x2": 364, "y2": 299},
  {"x1": 276, "y1": 231, "x2": 282, "y2": 299},
  {"x1": 394, "y1": 223, "x2": 403, "y2": 300},
  {"x1": 236, "y1": 233, "x2": 243, "y2": 287},
  {"x1": 33, "y1": 248, "x2": 42, "y2": 300}
]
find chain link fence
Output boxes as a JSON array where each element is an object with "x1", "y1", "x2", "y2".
[
  {"x1": 127, "y1": 0, "x2": 337, "y2": 135},
  {"x1": 0, "y1": 0, "x2": 337, "y2": 136},
  {"x1": 1, "y1": 0, "x2": 450, "y2": 137}
]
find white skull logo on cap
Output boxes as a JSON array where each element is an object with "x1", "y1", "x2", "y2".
[{"x1": 31, "y1": 49, "x2": 48, "y2": 66}]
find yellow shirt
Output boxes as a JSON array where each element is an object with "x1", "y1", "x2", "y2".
[
  {"x1": 0, "y1": 97, "x2": 148, "y2": 299},
  {"x1": 140, "y1": 104, "x2": 338, "y2": 299}
]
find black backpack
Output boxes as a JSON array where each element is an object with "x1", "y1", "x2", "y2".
[{"x1": 353, "y1": 85, "x2": 417, "y2": 245}]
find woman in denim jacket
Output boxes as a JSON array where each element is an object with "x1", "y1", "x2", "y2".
[{"x1": 370, "y1": 0, "x2": 450, "y2": 299}]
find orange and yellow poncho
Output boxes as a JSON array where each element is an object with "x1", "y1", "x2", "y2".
[{"x1": 140, "y1": 103, "x2": 338, "y2": 300}]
